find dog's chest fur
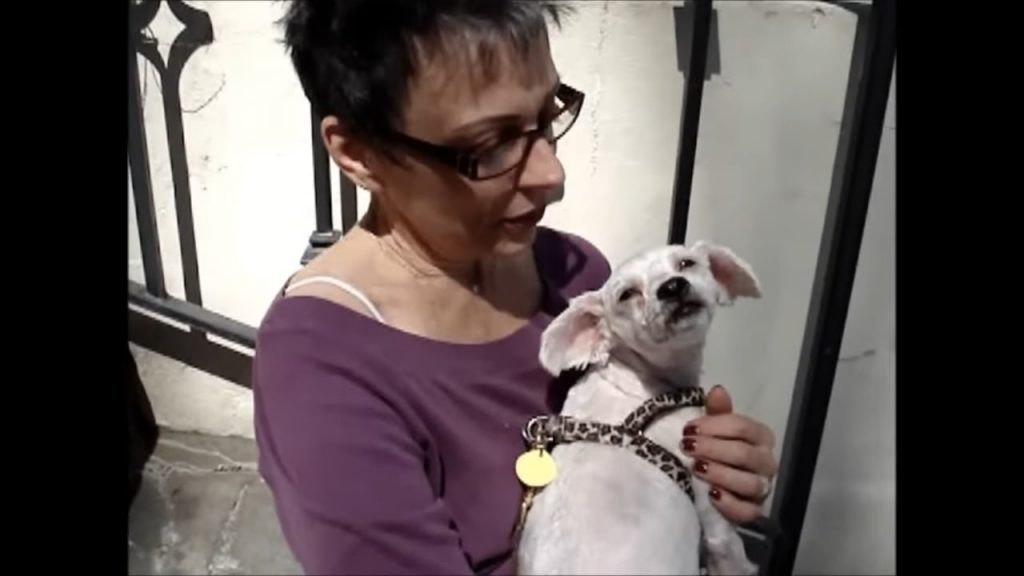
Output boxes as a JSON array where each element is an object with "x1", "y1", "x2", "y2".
[{"x1": 516, "y1": 363, "x2": 705, "y2": 575}]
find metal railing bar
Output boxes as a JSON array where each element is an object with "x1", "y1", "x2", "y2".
[
  {"x1": 311, "y1": 108, "x2": 334, "y2": 233},
  {"x1": 340, "y1": 171, "x2": 358, "y2": 233},
  {"x1": 304, "y1": 107, "x2": 347, "y2": 264},
  {"x1": 667, "y1": 0, "x2": 713, "y2": 245},
  {"x1": 129, "y1": 49, "x2": 167, "y2": 299},
  {"x1": 162, "y1": 27, "x2": 207, "y2": 304},
  {"x1": 129, "y1": 308, "x2": 253, "y2": 388},
  {"x1": 128, "y1": 281, "x2": 256, "y2": 349}
]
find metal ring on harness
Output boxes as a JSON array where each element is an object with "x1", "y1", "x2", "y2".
[{"x1": 522, "y1": 415, "x2": 552, "y2": 445}]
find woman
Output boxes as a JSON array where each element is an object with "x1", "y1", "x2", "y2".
[{"x1": 254, "y1": 1, "x2": 779, "y2": 574}]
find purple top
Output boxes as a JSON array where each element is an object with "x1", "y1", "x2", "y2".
[{"x1": 253, "y1": 227, "x2": 611, "y2": 575}]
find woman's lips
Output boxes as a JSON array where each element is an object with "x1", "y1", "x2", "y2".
[{"x1": 500, "y1": 208, "x2": 545, "y2": 228}]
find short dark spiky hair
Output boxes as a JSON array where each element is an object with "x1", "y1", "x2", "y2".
[{"x1": 281, "y1": 0, "x2": 572, "y2": 154}]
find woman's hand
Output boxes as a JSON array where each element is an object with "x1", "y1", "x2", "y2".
[{"x1": 681, "y1": 385, "x2": 778, "y2": 524}]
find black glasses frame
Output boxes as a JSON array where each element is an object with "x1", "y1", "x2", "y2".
[{"x1": 388, "y1": 83, "x2": 585, "y2": 181}]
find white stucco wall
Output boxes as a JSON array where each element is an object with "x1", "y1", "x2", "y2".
[{"x1": 129, "y1": 2, "x2": 894, "y2": 573}]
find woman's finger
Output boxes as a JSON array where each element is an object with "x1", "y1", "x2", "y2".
[
  {"x1": 704, "y1": 385, "x2": 733, "y2": 415},
  {"x1": 692, "y1": 458, "x2": 771, "y2": 503},
  {"x1": 705, "y1": 483, "x2": 764, "y2": 525},
  {"x1": 683, "y1": 413, "x2": 776, "y2": 451},
  {"x1": 681, "y1": 435, "x2": 777, "y2": 478}
]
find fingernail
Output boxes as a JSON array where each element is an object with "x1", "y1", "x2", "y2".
[
  {"x1": 710, "y1": 385, "x2": 724, "y2": 394},
  {"x1": 710, "y1": 488, "x2": 722, "y2": 501},
  {"x1": 683, "y1": 424, "x2": 699, "y2": 436},
  {"x1": 682, "y1": 438, "x2": 696, "y2": 453},
  {"x1": 695, "y1": 460, "x2": 709, "y2": 474}
]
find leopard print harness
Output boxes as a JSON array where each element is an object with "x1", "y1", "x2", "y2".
[{"x1": 521, "y1": 387, "x2": 706, "y2": 501}]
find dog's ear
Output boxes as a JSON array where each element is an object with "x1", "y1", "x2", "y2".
[
  {"x1": 693, "y1": 241, "x2": 762, "y2": 305},
  {"x1": 539, "y1": 290, "x2": 610, "y2": 375}
]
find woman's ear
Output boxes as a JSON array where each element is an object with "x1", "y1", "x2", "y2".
[{"x1": 321, "y1": 115, "x2": 382, "y2": 192}]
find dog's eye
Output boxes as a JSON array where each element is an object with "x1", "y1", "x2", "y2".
[
  {"x1": 618, "y1": 288, "x2": 640, "y2": 303},
  {"x1": 678, "y1": 258, "x2": 697, "y2": 270}
]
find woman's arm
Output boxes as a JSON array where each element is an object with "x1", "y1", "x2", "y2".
[
  {"x1": 681, "y1": 385, "x2": 778, "y2": 524},
  {"x1": 254, "y1": 333, "x2": 473, "y2": 575}
]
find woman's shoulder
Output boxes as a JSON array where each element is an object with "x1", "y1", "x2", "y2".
[
  {"x1": 253, "y1": 293, "x2": 409, "y2": 400},
  {"x1": 251, "y1": 294, "x2": 432, "y2": 454},
  {"x1": 534, "y1": 226, "x2": 612, "y2": 296}
]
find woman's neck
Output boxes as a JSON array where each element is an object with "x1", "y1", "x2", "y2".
[
  {"x1": 362, "y1": 204, "x2": 481, "y2": 292},
  {"x1": 380, "y1": 230, "x2": 483, "y2": 293},
  {"x1": 359, "y1": 202, "x2": 540, "y2": 310}
]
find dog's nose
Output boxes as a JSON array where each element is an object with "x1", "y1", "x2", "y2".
[{"x1": 656, "y1": 277, "x2": 690, "y2": 301}]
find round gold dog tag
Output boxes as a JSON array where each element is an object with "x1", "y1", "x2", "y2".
[{"x1": 515, "y1": 449, "x2": 557, "y2": 488}]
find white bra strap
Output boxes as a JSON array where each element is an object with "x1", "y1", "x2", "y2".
[{"x1": 285, "y1": 275, "x2": 387, "y2": 323}]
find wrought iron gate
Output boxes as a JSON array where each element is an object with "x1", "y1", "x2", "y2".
[{"x1": 127, "y1": 1, "x2": 895, "y2": 573}]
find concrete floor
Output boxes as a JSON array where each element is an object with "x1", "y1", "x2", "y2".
[{"x1": 128, "y1": 430, "x2": 302, "y2": 575}]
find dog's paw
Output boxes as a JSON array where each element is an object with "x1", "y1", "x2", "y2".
[
  {"x1": 708, "y1": 555, "x2": 757, "y2": 576},
  {"x1": 706, "y1": 538, "x2": 757, "y2": 576}
]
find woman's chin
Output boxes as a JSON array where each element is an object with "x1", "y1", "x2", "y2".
[{"x1": 491, "y1": 226, "x2": 539, "y2": 256}]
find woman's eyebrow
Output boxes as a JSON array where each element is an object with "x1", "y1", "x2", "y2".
[{"x1": 446, "y1": 77, "x2": 563, "y2": 141}]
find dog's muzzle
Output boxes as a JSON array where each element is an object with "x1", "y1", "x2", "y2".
[{"x1": 655, "y1": 277, "x2": 705, "y2": 325}]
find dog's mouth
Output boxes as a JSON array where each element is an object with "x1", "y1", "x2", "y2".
[{"x1": 668, "y1": 300, "x2": 705, "y2": 324}]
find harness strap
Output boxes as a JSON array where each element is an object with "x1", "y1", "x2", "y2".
[
  {"x1": 522, "y1": 388, "x2": 707, "y2": 500},
  {"x1": 622, "y1": 387, "x2": 706, "y2": 432},
  {"x1": 535, "y1": 414, "x2": 698, "y2": 500}
]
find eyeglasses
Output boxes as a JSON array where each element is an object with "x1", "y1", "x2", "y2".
[{"x1": 388, "y1": 83, "x2": 585, "y2": 181}]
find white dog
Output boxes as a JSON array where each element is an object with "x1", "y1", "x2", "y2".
[{"x1": 515, "y1": 241, "x2": 762, "y2": 576}]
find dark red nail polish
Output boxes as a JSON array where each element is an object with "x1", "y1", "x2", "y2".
[
  {"x1": 682, "y1": 438, "x2": 696, "y2": 453},
  {"x1": 710, "y1": 488, "x2": 722, "y2": 501},
  {"x1": 683, "y1": 424, "x2": 699, "y2": 436},
  {"x1": 695, "y1": 460, "x2": 709, "y2": 474}
]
